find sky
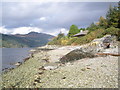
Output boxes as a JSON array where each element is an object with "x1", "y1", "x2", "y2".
[{"x1": 0, "y1": 2, "x2": 118, "y2": 36}]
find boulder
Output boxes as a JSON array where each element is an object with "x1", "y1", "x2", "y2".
[
  {"x1": 60, "y1": 49, "x2": 96, "y2": 63},
  {"x1": 44, "y1": 66, "x2": 58, "y2": 70}
]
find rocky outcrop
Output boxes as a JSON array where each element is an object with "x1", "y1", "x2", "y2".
[
  {"x1": 60, "y1": 35, "x2": 118, "y2": 63},
  {"x1": 80, "y1": 35, "x2": 117, "y2": 53}
]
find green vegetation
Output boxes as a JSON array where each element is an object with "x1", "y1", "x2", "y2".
[
  {"x1": 0, "y1": 34, "x2": 28, "y2": 48},
  {"x1": 68, "y1": 25, "x2": 79, "y2": 37},
  {"x1": 48, "y1": 2, "x2": 120, "y2": 45},
  {"x1": 98, "y1": 16, "x2": 108, "y2": 29},
  {"x1": 106, "y1": 5, "x2": 119, "y2": 28}
]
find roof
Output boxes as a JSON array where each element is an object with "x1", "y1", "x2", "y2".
[{"x1": 73, "y1": 30, "x2": 88, "y2": 37}]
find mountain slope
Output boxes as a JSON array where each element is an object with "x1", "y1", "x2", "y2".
[{"x1": 1, "y1": 32, "x2": 54, "y2": 48}]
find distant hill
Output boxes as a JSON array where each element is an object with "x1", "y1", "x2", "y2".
[{"x1": 1, "y1": 32, "x2": 54, "y2": 48}]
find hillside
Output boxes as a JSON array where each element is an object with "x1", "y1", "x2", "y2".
[{"x1": 1, "y1": 32, "x2": 54, "y2": 48}]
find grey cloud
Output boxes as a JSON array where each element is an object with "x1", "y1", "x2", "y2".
[{"x1": 1, "y1": 2, "x2": 118, "y2": 32}]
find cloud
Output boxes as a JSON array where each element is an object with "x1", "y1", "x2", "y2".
[
  {"x1": 60, "y1": 28, "x2": 69, "y2": 35},
  {"x1": 12, "y1": 27, "x2": 43, "y2": 34},
  {"x1": 0, "y1": 26, "x2": 68, "y2": 36},
  {"x1": 44, "y1": 28, "x2": 69, "y2": 36},
  {"x1": 1, "y1": 2, "x2": 118, "y2": 34},
  {"x1": 0, "y1": 26, "x2": 43, "y2": 34},
  {"x1": 0, "y1": 26, "x2": 12, "y2": 34},
  {"x1": 39, "y1": 17, "x2": 47, "y2": 21}
]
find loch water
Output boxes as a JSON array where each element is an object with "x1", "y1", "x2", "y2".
[{"x1": 1, "y1": 48, "x2": 31, "y2": 70}]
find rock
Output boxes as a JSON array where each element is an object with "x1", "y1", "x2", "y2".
[
  {"x1": 93, "y1": 35, "x2": 116, "y2": 49},
  {"x1": 66, "y1": 62, "x2": 71, "y2": 66},
  {"x1": 14, "y1": 62, "x2": 22, "y2": 66},
  {"x1": 38, "y1": 66, "x2": 46, "y2": 70},
  {"x1": 60, "y1": 49, "x2": 96, "y2": 63},
  {"x1": 30, "y1": 49, "x2": 36, "y2": 52},
  {"x1": 44, "y1": 65, "x2": 58, "y2": 70},
  {"x1": 86, "y1": 67, "x2": 91, "y2": 69},
  {"x1": 59, "y1": 35, "x2": 118, "y2": 64},
  {"x1": 33, "y1": 83, "x2": 36, "y2": 86},
  {"x1": 82, "y1": 35, "x2": 117, "y2": 54},
  {"x1": 103, "y1": 47, "x2": 119, "y2": 54},
  {"x1": 81, "y1": 68, "x2": 86, "y2": 71},
  {"x1": 34, "y1": 79, "x2": 41, "y2": 83},
  {"x1": 68, "y1": 84, "x2": 74, "y2": 87},
  {"x1": 62, "y1": 77, "x2": 66, "y2": 79},
  {"x1": 103, "y1": 35, "x2": 113, "y2": 43},
  {"x1": 38, "y1": 71, "x2": 44, "y2": 75},
  {"x1": 41, "y1": 57, "x2": 49, "y2": 62},
  {"x1": 24, "y1": 57, "x2": 30, "y2": 61}
]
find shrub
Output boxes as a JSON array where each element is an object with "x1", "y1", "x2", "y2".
[
  {"x1": 104, "y1": 27, "x2": 120, "y2": 36},
  {"x1": 73, "y1": 29, "x2": 105, "y2": 45},
  {"x1": 104, "y1": 27, "x2": 120, "y2": 40}
]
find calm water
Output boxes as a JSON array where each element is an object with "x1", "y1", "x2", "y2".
[{"x1": 1, "y1": 48, "x2": 31, "y2": 70}]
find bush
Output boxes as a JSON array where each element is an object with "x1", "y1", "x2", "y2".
[
  {"x1": 73, "y1": 29, "x2": 105, "y2": 45},
  {"x1": 104, "y1": 27, "x2": 120, "y2": 36}
]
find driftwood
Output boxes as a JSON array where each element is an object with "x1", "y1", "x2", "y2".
[{"x1": 96, "y1": 53, "x2": 120, "y2": 56}]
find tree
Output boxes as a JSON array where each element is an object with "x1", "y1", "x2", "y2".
[
  {"x1": 87, "y1": 23, "x2": 99, "y2": 31},
  {"x1": 68, "y1": 25, "x2": 79, "y2": 37},
  {"x1": 118, "y1": 1, "x2": 120, "y2": 28},
  {"x1": 98, "y1": 16, "x2": 108, "y2": 28},
  {"x1": 79, "y1": 28, "x2": 85, "y2": 31},
  {"x1": 57, "y1": 31, "x2": 65, "y2": 40},
  {"x1": 106, "y1": 5, "x2": 119, "y2": 28}
]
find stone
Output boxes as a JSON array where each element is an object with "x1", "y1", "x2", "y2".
[
  {"x1": 38, "y1": 71, "x2": 44, "y2": 75},
  {"x1": 62, "y1": 77, "x2": 66, "y2": 79},
  {"x1": 34, "y1": 79, "x2": 41, "y2": 83},
  {"x1": 14, "y1": 62, "x2": 22, "y2": 66},
  {"x1": 39, "y1": 66, "x2": 45, "y2": 70},
  {"x1": 60, "y1": 49, "x2": 96, "y2": 63},
  {"x1": 44, "y1": 66, "x2": 58, "y2": 70},
  {"x1": 86, "y1": 67, "x2": 91, "y2": 69},
  {"x1": 42, "y1": 57, "x2": 49, "y2": 62}
]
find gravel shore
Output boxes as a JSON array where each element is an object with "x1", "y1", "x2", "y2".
[{"x1": 1, "y1": 45, "x2": 119, "y2": 88}]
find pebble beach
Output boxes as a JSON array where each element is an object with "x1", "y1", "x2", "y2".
[{"x1": 1, "y1": 43, "x2": 119, "y2": 88}]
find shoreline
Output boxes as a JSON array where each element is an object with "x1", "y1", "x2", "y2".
[
  {"x1": 1, "y1": 43, "x2": 119, "y2": 88},
  {"x1": 2, "y1": 48, "x2": 34, "y2": 72},
  {"x1": 1, "y1": 45, "x2": 59, "y2": 72},
  {"x1": 1, "y1": 49, "x2": 46, "y2": 88}
]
